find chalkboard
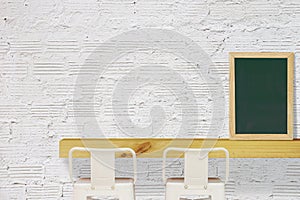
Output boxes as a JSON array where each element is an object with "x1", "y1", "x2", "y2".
[{"x1": 229, "y1": 52, "x2": 294, "y2": 140}]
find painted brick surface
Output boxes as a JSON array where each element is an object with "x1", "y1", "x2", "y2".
[{"x1": 1, "y1": 0, "x2": 300, "y2": 199}]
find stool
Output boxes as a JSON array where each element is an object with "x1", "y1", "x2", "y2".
[
  {"x1": 69, "y1": 147, "x2": 137, "y2": 200},
  {"x1": 163, "y1": 147, "x2": 229, "y2": 200}
]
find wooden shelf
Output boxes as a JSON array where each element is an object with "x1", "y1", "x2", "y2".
[{"x1": 59, "y1": 138, "x2": 300, "y2": 158}]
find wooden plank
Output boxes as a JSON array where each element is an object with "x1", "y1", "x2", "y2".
[{"x1": 59, "y1": 138, "x2": 300, "y2": 158}]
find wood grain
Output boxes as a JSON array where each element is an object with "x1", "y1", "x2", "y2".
[{"x1": 59, "y1": 138, "x2": 300, "y2": 158}]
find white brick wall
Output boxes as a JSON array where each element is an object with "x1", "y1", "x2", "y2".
[{"x1": 1, "y1": 0, "x2": 300, "y2": 199}]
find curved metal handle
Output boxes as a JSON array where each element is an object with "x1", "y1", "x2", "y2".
[
  {"x1": 68, "y1": 147, "x2": 137, "y2": 184},
  {"x1": 210, "y1": 147, "x2": 229, "y2": 184},
  {"x1": 162, "y1": 147, "x2": 229, "y2": 184}
]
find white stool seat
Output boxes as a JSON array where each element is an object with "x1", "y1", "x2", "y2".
[
  {"x1": 73, "y1": 178, "x2": 135, "y2": 200},
  {"x1": 69, "y1": 147, "x2": 137, "y2": 200},
  {"x1": 163, "y1": 148, "x2": 229, "y2": 200},
  {"x1": 166, "y1": 177, "x2": 225, "y2": 199}
]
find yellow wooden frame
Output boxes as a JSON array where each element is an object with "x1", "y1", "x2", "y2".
[
  {"x1": 229, "y1": 52, "x2": 294, "y2": 140},
  {"x1": 59, "y1": 138, "x2": 300, "y2": 158}
]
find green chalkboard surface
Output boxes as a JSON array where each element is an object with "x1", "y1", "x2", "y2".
[
  {"x1": 235, "y1": 58, "x2": 287, "y2": 134},
  {"x1": 230, "y1": 52, "x2": 293, "y2": 140}
]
